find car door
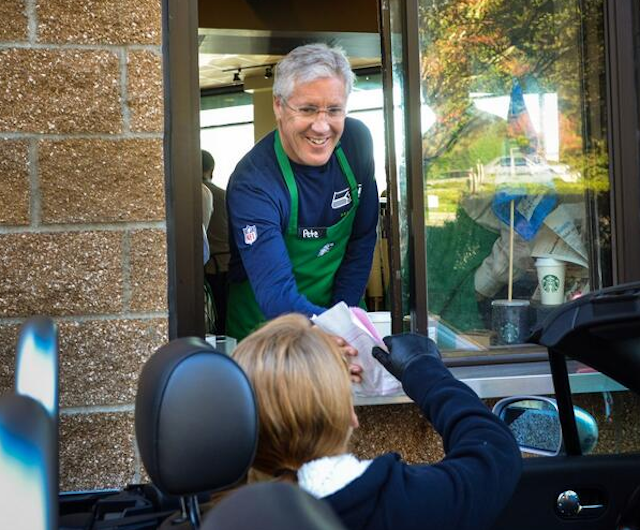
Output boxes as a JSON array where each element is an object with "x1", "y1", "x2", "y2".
[{"x1": 490, "y1": 283, "x2": 640, "y2": 530}]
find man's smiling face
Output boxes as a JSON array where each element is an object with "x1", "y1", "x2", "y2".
[{"x1": 273, "y1": 76, "x2": 347, "y2": 167}]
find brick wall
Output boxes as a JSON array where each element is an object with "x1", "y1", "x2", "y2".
[{"x1": 0, "y1": 0, "x2": 167, "y2": 491}]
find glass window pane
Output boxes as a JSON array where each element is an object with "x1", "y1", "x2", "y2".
[
  {"x1": 200, "y1": 112, "x2": 254, "y2": 190},
  {"x1": 418, "y1": 0, "x2": 612, "y2": 352}
]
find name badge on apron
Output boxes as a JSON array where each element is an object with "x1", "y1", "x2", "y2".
[{"x1": 297, "y1": 227, "x2": 327, "y2": 240}]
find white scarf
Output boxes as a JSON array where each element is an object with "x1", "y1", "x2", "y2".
[{"x1": 297, "y1": 453, "x2": 372, "y2": 498}]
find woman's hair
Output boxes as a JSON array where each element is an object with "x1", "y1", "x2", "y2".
[
  {"x1": 232, "y1": 314, "x2": 354, "y2": 477},
  {"x1": 273, "y1": 43, "x2": 355, "y2": 101}
]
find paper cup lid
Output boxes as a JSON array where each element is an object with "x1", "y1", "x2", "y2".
[
  {"x1": 491, "y1": 299, "x2": 530, "y2": 307},
  {"x1": 535, "y1": 257, "x2": 564, "y2": 267}
]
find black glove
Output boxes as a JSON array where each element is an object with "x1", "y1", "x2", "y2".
[{"x1": 372, "y1": 333, "x2": 441, "y2": 381}]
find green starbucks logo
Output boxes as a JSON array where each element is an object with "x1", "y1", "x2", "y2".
[
  {"x1": 542, "y1": 274, "x2": 560, "y2": 293},
  {"x1": 500, "y1": 322, "x2": 519, "y2": 343}
]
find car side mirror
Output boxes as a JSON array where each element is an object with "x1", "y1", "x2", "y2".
[{"x1": 492, "y1": 396, "x2": 598, "y2": 456}]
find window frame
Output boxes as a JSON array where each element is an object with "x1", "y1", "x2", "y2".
[
  {"x1": 163, "y1": 0, "x2": 205, "y2": 339},
  {"x1": 163, "y1": 0, "x2": 640, "y2": 358},
  {"x1": 379, "y1": 0, "x2": 640, "y2": 360},
  {"x1": 605, "y1": 0, "x2": 640, "y2": 284}
]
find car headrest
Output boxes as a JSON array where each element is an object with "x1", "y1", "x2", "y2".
[{"x1": 135, "y1": 337, "x2": 258, "y2": 496}]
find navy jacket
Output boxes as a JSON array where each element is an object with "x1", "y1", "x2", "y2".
[
  {"x1": 325, "y1": 356, "x2": 522, "y2": 530},
  {"x1": 226, "y1": 118, "x2": 378, "y2": 318}
]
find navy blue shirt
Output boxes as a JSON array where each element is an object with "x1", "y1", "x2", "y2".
[
  {"x1": 227, "y1": 117, "x2": 378, "y2": 318},
  {"x1": 325, "y1": 355, "x2": 523, "y2": 530}
]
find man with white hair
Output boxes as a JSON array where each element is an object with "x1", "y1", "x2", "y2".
[{"x1": 226, "y1": 43, "x2": 378, "y2": 353}]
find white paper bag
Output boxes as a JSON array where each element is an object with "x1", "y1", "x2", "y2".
[{"x1": 312, "y1": 303, "x2": 403, "y2": 397}]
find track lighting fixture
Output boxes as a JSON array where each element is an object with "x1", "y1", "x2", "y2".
[{"x1": 223, "y1": 63, "x2": 277, "y2": 85}]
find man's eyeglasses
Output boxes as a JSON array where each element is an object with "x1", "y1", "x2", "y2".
[{"x1": 281, "y1": 99, "x2": 346, "y2": 121}]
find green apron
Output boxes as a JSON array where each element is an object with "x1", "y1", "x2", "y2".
[{"x1": 226, "y1": 131, "x2": 360, "y2": 341}]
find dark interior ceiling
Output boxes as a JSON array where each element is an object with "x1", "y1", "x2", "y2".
[
  {"x1": 198, "y1": 0, "x2": 378, "y2": 34},
  {"x1": 197, "y1": 0, "x2": 381, "y2": 88}
]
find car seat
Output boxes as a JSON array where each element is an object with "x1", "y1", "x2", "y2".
[
  {"x1": 201, "y1": 482, "x2": 347, "y2": 530},
  {"x1": 135, "y1": 337, "x2": 258, "y2": 529},
  {"x1": 1, "y1": 316, "x2": 59, "y2": 530},
  {"x1": 0, "y1": 393, "x2": 57, "y2": 530}
]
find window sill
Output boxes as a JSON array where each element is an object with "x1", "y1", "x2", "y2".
[{"x1": 353, "y1": 359, "x2": 626, "y2": 406}]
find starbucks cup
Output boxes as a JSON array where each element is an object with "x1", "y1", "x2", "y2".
[
  {"x1": 535, "y1": 258, "x2": 566, "y2": 305},
  {"x1": 491, "y1": 299, "x2": 531, "y2": 345}
]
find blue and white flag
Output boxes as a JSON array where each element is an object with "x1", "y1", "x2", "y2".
[{"x1": 492, "y1": 79, "x2": 556, "y2": 241}]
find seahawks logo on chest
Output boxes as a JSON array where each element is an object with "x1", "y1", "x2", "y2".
[{"x1": 331, "y1": 185, "x2": 362, "y2": 210}]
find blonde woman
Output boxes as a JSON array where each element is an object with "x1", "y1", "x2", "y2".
[{"x1": 232, "y1": 314, "x2": 521, "y2": 530}]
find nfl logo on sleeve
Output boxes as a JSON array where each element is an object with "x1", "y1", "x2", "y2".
[{"x1": 243, "y1": 225, "x2": 258, "y2": 245}]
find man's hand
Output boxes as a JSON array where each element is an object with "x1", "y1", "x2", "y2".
[
  {"x1": 330, "y1": 335, "x2": 362, "y2": 384},
  {"x1": 372, "y1": 333, "x2": 441, "y2": 381}
]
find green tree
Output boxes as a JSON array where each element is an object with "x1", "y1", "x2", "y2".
[{"x1": 418, "y1": 0, "x2": 608, "y2": 192}]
